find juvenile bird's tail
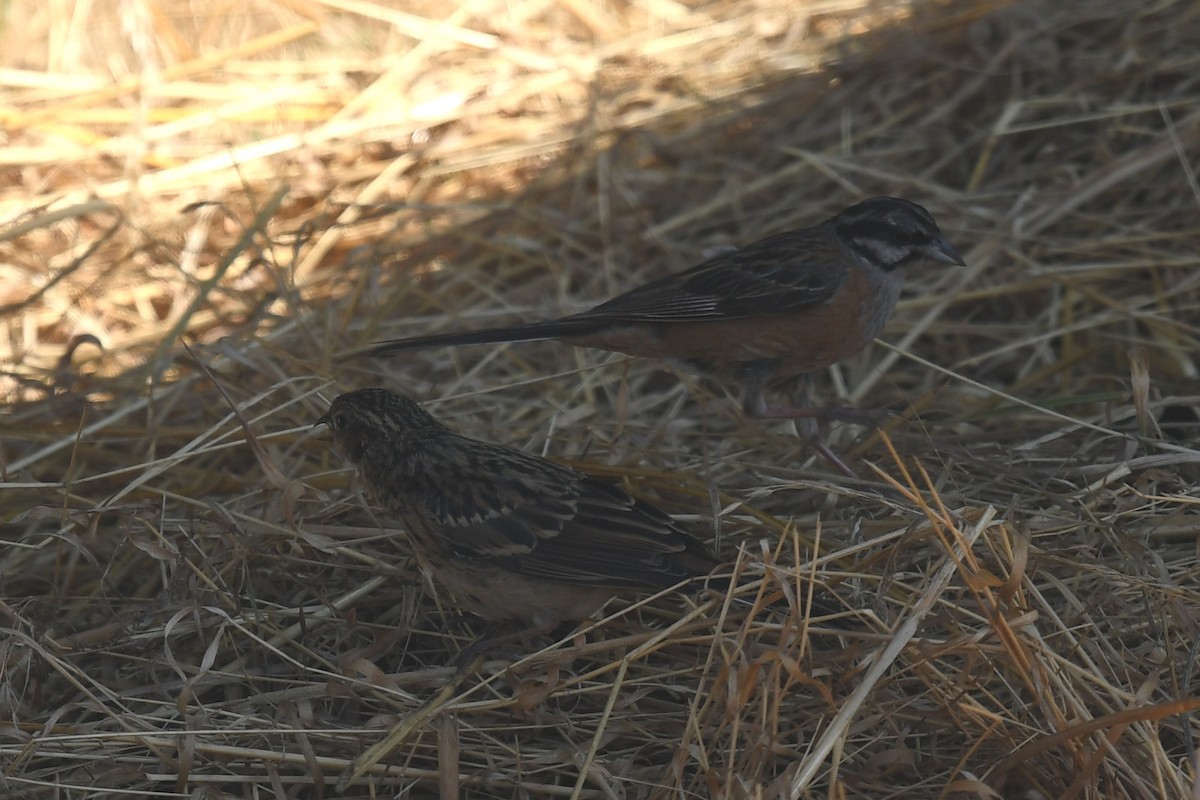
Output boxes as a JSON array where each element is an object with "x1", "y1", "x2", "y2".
[{"x1": 368, "y1": 317, "x2": 608, "y2": 358}]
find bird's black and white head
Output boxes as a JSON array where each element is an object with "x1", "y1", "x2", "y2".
[
  {"x1": 832, "y1": 196, "x2": 964, "y2": 273},
  {"x1": 317, "y1": 388, "x2": 446, "y2": 464}
]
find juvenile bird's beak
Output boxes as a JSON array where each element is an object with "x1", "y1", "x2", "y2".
[{"x1": 314, "y1": 410, "x2": 332, "y2": 429}]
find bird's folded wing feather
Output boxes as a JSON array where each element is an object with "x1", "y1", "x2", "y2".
[
  {"x1": 570, "y1": 233, "x2": 846, "y2": 322},
  {"x1": 416, "y1": 448, "x2": 707, "y2": 588}
]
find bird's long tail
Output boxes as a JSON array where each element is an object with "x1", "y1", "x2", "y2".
[{"x1": 367, "y1": 316, "x2": 607, "y2": 357}]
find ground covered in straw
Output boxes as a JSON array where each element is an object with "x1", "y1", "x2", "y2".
[{"x1": 3, "y1": 0, "x2": 1200, "y2": 797}]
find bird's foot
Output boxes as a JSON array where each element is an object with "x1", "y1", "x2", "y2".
[
  {"x1": 759, "y1": 405, "x2": 893, "y2": 427},
  {"x1": 451, "y1": 620, "x2": 563, "y2": 670},
  {"x1": 809, "y1": 437, "x2": 857, "y2": 479}
]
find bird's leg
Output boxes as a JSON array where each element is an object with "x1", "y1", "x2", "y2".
[
  {"x1": 751, "y1": 374, "x2": 890, "y2": 425},
  {"x1": 795, "y1": 413, "x2": 857, "y2": 479},
  {"x1": 762, "y1": 406, "x2": 893, "y2": 426},
  {"x1": 741, "y1": 368, "x2": 840, "y2": 419},
  {"x1": 742, "y1": 374, "x2": 858, "y2": 478},
  {"x1": 451, "y1": 619, "x2": 565, "y2": 669}
]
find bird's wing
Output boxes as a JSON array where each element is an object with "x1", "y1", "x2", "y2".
[
  {"x1": 572, "y1": 230, "x2": 847, "y2": 322},
  {"x1": 415, "y1": 443, "x2": 713, "y2": 588}
]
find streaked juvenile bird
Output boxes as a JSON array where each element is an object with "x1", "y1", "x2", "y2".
[
  {"x1": 319, "y1": 388, "x2": 720, "y2": 632},
  {"x1": 369, "y1": 197, "x2": 964, "y2": 421}
]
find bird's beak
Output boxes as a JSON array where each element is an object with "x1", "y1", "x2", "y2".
[
  {"x1": 314, "y1": 410, "x2": 331, "y2": 429},
  {"x1": 931, "y1": 237, "x2": 966, "y2": 266}
]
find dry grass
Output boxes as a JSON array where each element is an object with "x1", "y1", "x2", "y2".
[{"x1": 4, "y1": 0, "x2": 1200, "y2": 797}]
